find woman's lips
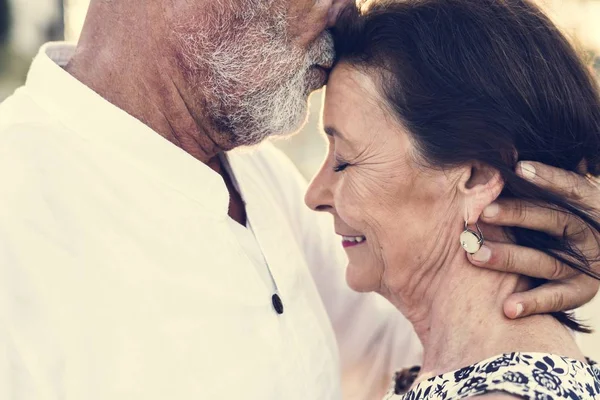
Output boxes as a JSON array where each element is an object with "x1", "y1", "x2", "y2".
[{"x1": 341, "y1": 235, "x2": 367, "y2": 248}]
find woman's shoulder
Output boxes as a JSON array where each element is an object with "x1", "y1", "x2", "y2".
[{"x1": 385, "y1": 352, "x2": 600, "y2": 400}]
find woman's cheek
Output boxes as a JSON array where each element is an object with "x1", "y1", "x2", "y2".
[{"x1": 336, "y1": 184, "x2": 363, "y2": 226}]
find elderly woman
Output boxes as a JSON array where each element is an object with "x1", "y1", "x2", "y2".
[{"x1": 306, "y1": 0, "x2": 600, "y2": 398}]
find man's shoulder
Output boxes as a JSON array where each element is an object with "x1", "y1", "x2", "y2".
[
  {"x1": 0, "y1": 88, "x2": 67, "y2": 145},
  {"x1": 0, "y1": 94, "x2": 91, "y2": 204},
  {"x1": 0, "y1": 119, "x2": 76, "y2": 169},
  {"x1": 1, "y1": 86, "x2": 42, "y2": 120}
]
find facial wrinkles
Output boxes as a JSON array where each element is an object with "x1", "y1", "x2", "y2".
[
  {"x1": 340, "y1": 138, "x2": 417, "y2": 291},
  {"x1": 383, "y1": 176, "x2": 462, "y2": 311},
  {"x1": 324, "y1": 67, "x2": 481, "y2": 313},
  {"x1": 332, "y1": 120, "x2": 410, "y2": 289},
  {"x1": 348, "y1": 137, "x2": 411, "y2": 207},
  {"x1": 175, "y1": 3, "x2": 335, "y2": 147},
  {"x1": 336, "y1": 156, "x2": 388, "y2": 260},
  {"x1": 335, "y1": 75, "x2": 407, "y2": 185},
  {"x1": 339, "y1": 180, "x2": 387, "y2": 291}
]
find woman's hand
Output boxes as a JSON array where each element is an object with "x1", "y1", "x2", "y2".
[{"x1": 468, "y1": 161, "x2": 600, "y2": 319}]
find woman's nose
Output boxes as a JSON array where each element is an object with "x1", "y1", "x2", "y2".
[{"x1": 305, "y1": 166, "x2": 335, "y2": 213}]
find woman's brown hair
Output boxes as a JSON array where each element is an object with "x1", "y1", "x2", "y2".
[{"x1": 333, "y1": 0, "x2": 600, "y2": 332}]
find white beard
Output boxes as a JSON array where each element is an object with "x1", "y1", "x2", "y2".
[{"x1": 175, "y1": 4, "x2": 335, "y2": 146}]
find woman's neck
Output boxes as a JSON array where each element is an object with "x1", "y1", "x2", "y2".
[{"x1": 388, "y1": 253, "x2": 585, "y2": 380}]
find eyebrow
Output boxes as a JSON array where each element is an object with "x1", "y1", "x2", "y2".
[{"x1": 324, "y1": 126, "x2": 347, "y2": 141}]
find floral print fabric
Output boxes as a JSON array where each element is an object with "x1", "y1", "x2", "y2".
[{"x1": 384, "y1": 352, "x2": 600, "y2": 399}]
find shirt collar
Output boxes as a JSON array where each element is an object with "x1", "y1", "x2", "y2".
[{"x1": 24, "y1": 42, "x2": 230, "y2": 216}]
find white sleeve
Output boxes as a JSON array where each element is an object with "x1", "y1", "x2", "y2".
[
  {"x1": 0, "y1": 135, "x2": 65, "y2": 400},
  {"x1": 0, "y1": 225, "x2": 64, "y2": 400},
  {"x1": 260, "y1": 143, "x2": 423, "y2": 400}
]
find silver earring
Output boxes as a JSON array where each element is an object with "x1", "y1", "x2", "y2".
[{"x1": 460, "y1": 220, "x2": 484, "y2": 254}]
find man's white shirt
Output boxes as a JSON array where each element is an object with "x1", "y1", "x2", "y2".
[{"x1": 0, "y1": 43, "x2": 422, "y2": 400}]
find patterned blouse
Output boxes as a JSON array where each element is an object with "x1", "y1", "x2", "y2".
[{"x1": 384, "y1": 352, "x2": 600, "y2": 399}]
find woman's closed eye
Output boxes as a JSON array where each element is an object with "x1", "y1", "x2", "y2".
[{"x1": 333, "y1": 155, "x2": 351, "y2": 172}]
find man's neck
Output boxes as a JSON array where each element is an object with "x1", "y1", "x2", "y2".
[
  {"x1": 65, "y1": 52, "x2": 224, "y2": 165},
  {"x1": 64, "y1": 0, "x2": 233, "y2": 165},
  {"x1": 64, "y1": 11, "x2": 248, "y2": 223},
  {"x1": 391, "y1": 254, "x2": 585, "y2": 379}
]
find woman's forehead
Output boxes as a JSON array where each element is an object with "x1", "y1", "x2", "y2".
[
  {"x1": 325, "y1": 66, "x2": 384, "y2": 114},
  {"x1": 324, "y1": 65, "x2": 397, "y2": 133}
]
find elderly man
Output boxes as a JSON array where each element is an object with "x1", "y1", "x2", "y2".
[{"x1": 0, "y1": 0, "x2": 598, "y2": 399}]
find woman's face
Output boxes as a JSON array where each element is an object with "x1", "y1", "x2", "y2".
[{"x1": 306, "y1": 64, "x2": 464, "y2": 296}]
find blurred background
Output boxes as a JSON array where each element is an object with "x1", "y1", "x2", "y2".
[{"x1": 0, "y1": 0, "x2": 599, "y2": 359}]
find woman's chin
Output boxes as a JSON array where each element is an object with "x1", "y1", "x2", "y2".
[{"x1": 345, "y1": 262, "x2": 381, "y2": 293}]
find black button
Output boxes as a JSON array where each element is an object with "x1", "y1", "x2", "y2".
[{"x1": 272, "y1": 294, "x2": 284, "y2": 315}]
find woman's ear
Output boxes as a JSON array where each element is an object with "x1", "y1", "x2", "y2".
[{"x1": 457, "y1": 162, "x2": 504, "y2": 224}]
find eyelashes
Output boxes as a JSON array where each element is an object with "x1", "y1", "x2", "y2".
[
  {"x1": 333, "y1": 155, "x2": 351, "y2": 172},
  {"x1": 333, "y1": 162, "x2": 349, "y2": 172}
]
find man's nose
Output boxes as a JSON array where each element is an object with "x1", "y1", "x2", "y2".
[{"x1": 327, "y1": 0, "x2": 355, "y2": 27}]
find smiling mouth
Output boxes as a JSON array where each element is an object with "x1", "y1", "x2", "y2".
[{"x1": 341, "y1": 235, "x2": 367, "y2": 248}]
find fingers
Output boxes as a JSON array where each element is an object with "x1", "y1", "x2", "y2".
[
  {"x1": 482, "y1": 160, "x2": 600, "y2": 238},
  {"x1": 482, "y1": 161, "x2": 600, "y2": 319},
  {"x1": 503, "y1": 277, "x2": 599, "y2": 319},
  {"x1": 470, "y1": 240, "x2": 600, "y2": 318},
  {"x1": 468, "y1": 241, "x2": 579, "y2": 281},
  {"x1": 516, "y1": 161, "x2": 599, "y2": 202},
  {"x1": 480, "y1": 199, "x2": 570, "y2": 238}
]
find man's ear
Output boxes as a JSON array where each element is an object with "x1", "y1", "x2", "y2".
[{"x1": 457, "y1": 162, "x2": 504, "y2": 224}]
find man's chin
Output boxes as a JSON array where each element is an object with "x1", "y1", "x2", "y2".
[
  {"x1": 227, "y1": 85, "x2": 312, "y2": 147},
  {"x1": 230, "y1": 110, "x2": 308, "y2": 147},
  {"x1": 268, "y1": 107, "x2": 310, "y2": 141}
]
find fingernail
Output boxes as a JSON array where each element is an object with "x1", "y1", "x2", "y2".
[
  {"x1": 471, "y1": 245, "x2": 491, "y2": 263},
  {"x1": 519, "y1": 162, "x2": 536, "y2": 181},
  {"x1": 515, "y1": 303, "x2": 524, "y2": 318},
  {"x1": 483, "y1": 203, "x2": 499, "y2": 218}
]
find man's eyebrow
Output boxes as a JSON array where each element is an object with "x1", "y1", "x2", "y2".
[{"x1": 324, "y1": 126, "x2": 346, "y2": 140}]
